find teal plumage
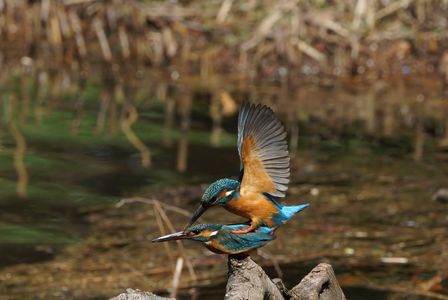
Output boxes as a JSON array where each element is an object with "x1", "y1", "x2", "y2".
[
  {"x1": 153, "y1": 223, "x2": 275, "y2": 254},
  {"x1": 154, "y1": 102, "x2": 310, "y2": 255},
  {"x1": 201, "y1": 178, "x2": 240, "y2": 205},
  {"x1": 211, "y1": 224, "x2": 274, "y2": 253}
]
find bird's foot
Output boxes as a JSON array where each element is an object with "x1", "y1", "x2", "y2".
[{"x1": 231, "y1": 225, "x2": 255, "y2": 234}]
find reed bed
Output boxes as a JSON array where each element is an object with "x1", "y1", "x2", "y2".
[{"x1": 0, "y1": 0, "x2": 448, "y2": 80}]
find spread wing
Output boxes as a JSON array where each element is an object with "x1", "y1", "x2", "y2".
[{"x1": 237, "y1": 102, "x2": 290, "y2": 198}]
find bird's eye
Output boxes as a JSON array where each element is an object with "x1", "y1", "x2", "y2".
[{"x1": 191, "y1": 230, "x2": 200, "y2": 235}]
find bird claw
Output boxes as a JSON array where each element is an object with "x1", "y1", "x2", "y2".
[{"x1": 231, "y1": 226, "x2": 255, "y2": 234}]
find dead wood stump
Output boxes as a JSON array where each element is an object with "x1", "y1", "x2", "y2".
[
  {"x1": 110, "y1": 256, "x2": 346, "y2": 300},
  {"x1": 289, "y1": 263, "x2": 346, "y2": 300},
  {"x1": 225, "y1": 255, "x2": 346, "y2": 300},
  {"x1": 225, "y1": 255, "x2": 284, "y2": 300}
]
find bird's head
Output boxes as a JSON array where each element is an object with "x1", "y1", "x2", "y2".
[
  {"x1": 152, "y1": 224, "x2": 223, "y2": 243},
  {"x1": 186, "y1": 178, "x2": 240, "y2": 227}
]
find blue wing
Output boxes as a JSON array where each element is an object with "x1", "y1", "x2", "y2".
[{"x1": 214, "y1": 225, "x2": 275, "y2": 253}]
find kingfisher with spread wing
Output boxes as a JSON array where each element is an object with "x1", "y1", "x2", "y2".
[{"x1": 187, "y1": 102, "x2": 309, "y2": 234}]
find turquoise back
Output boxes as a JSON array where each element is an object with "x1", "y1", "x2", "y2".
[{"x1": 211, "y1": 224, "x2": 275, "y2": 254}]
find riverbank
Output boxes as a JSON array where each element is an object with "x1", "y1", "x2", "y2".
[
  {"x1": 1, "y1": 0, "x2": 448, "y2": 85},
  {"x1": 1, "y1": 144, "x2": 447, "y2": 299}
]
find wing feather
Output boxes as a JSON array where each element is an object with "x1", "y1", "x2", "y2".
[{"x1": 237, "y1": 102, "x2": 290, "y2": 198}]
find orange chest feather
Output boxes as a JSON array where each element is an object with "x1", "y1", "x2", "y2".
[
  {"x1": 225, "y1": 193, "x2": 279, "y2": 226},
  {"x1": 206, "y1": 240, "x2": 228, "y2": 254}
]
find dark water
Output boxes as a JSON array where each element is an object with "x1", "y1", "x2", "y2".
[{"x1": 1, "y1": 70, "x2": 448, "y2": 298}]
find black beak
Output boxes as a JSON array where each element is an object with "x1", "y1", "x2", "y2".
[
  {"x1": 185, "y1": 204, "x2": 208, "y2": 229},
  {"x1": 152, "y1": 231, "x2": 188, "y2": 242}
]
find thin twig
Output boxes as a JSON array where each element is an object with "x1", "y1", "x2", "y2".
[
  {"x1": 153, "y1": 205, "x2": 175, "y2": 265},
  {"x1": 153, "y1": 200, "x2": 198, "y2": 282},
  {"x1": 170, "y1": 257, "x2": 184, "y2": 298},
  {"x1": 116, "y1": 197, "x2": 191, "y2": 217}
]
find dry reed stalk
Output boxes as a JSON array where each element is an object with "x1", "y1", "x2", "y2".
[
  {"x1": 148, "y1": 32, "x2": 164, "y2": 65},
  {"x1": 295, "y1": 39, "x2": 326, "y2": 63},
  {"x1": 50, "y1": 15, "x2": 62, "y2": 46},
  {"x1": 375, "y1": 0, "x2": 412, "y2": 21},
  {"x1": 40, "y1": 0, "x2": 50, "y2": 23},
  {"x1": 116, "y1": 197, "x2": 191, "y2": 217},
  {"x1": 209, "y1": 92, "x2": 222, "y2": 147},
  {"x1": 176, "y1": 92, "x2": 191, "y2": 173},
  {"x1": 93, "y1": 17, "x2": 112, "y2": 61},
  {"x1": 68, "y1": 11, "x2": 86, "y2": 57},
  {"x1": 216, "y1": 0, "x2": 234, "y2": 23},
  {"x1": 58, "y1": 7, "x2": 72, "y2": 39},
  {"x1": 352, "y1": 0, "x2": 367, "y2": 31},
  {"x1": 118, "y1": 25, "x2": 130, "y2": 59},
  {"x1": 162, "y1": 27, "x2": 178, "y2": 58},
  {"x1": 163, "y1": 96, "x2": 175, "y2": 147},
  {"x1": 6, "y1": 95, "x2": 28, "y2": 198},
  {"x1": 241, "y1": 8, "x2": 282, "y2": 51},
  {"x1": 120, "y1": 95, "x2": 151, "y2": 168},
  {"x1": 170, "y1": 257, "x2": 184, "y2": 298},
  {"x1": 95, "y1": 89, "x2": 110, "y2": 134},
  {"x1": 70, "y1": 80, "x2": 86, "y2": 134},
  {"x1": 153, "y1": 200, "x2": 197, "y2": 282},
  {"x1": 153, "y1": 203, "x2": 176, "y2": 266},
  {"x1": 19, "y1": 74, "x2": 31, "y2": 127},
  {"x1": 34, "y1": 71, "x2": 49, "y2": 124}
]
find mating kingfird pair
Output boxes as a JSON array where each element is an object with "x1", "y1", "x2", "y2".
[{"x1": 153, "y1": 102, "x2": 309, "y2": 254}]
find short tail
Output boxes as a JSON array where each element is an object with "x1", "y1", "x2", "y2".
[{"x1": 274, "y1": 203, "x2": 309, "y2": 225}]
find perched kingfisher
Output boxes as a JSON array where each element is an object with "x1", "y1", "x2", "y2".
[
  {"x1": 187, "y1": 102, "x2": 309, "y2": 234},
  {"x1": 152, "y1": 223, "x2": 275, "y2": 254}
]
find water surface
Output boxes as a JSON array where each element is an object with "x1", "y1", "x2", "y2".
[{"x1": 1, "y1": 69, "x2": 447, "y2": 298}]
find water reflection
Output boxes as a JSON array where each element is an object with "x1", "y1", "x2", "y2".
[
  {"x1": 0, "y1": 66, "x2": 447, "y2": 298},
  {"x1": 1, "y1": 66, "x2": 448, "y2": 199},
  {"x1": 1, "y1": 66, "x2": 448, "y2": 274}
]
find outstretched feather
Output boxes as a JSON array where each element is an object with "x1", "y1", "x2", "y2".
[{"x1": 237, "y1": 102, "x2": 290, "y2": 198}]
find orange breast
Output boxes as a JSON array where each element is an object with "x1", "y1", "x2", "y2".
[
  {"x1": 206, "y1": 240, "x2": 228, "y2": 254},
  {"x1": 225, "y1": 193, "x2": 279, "y2": 227}
]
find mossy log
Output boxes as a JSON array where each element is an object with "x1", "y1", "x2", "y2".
[{"x1": 110, "y1": 255, "x2": 346, "y2": 300}]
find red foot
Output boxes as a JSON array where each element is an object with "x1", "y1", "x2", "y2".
[{"x1": 232, "y1": 225, "x2": 255, "y2": 234}]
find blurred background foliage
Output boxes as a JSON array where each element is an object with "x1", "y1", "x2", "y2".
[{"x1": 0, "y1": 0, "x2": 448, "y2": 299}]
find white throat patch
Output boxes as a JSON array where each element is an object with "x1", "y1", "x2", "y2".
[{"x1": 225, "y1": 190, "x2": 234, "y2": 197}]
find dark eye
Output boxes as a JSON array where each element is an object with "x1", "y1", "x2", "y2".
[{"x1": 191, "y1": 230, "x2": 200, "y2": 234}]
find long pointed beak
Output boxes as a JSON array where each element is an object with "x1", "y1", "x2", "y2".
[
  {"x1": 186, "y1": 204, "x2": 207, "y2": 229},
  {"x1": 152, "y1": 231, "x2": 188, "y2": 242}
]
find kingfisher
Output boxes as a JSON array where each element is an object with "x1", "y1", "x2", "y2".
[
  {"x1": 187, "y1": 102, "x2": 309, "y2": 234},
  {"x1": 152, "y1": 223, "x2": 275, "y2": 254}
]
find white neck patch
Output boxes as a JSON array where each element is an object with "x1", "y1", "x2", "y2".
[
  {"x1": 225, "y1": 190, "x2": 234, "y2": 197},
  {"x1": 210, "y1": 230, "x2": 218, "y2": 237}
]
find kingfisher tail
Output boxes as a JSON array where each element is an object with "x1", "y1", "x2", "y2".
[{"x1": 273, "y1": 203, "x2": 309, "y2": 225}]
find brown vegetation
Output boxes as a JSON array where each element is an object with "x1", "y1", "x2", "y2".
[{"x1": 1, "y1": 0, "x2": 448, "y2": 81}]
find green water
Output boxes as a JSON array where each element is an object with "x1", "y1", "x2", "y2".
[
  {"x1": 0, "y1": 77, "x2": 239, "y2": 267},
  {"x1": 1, "y1": 71, "x2": 447, "y2": 298}
]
